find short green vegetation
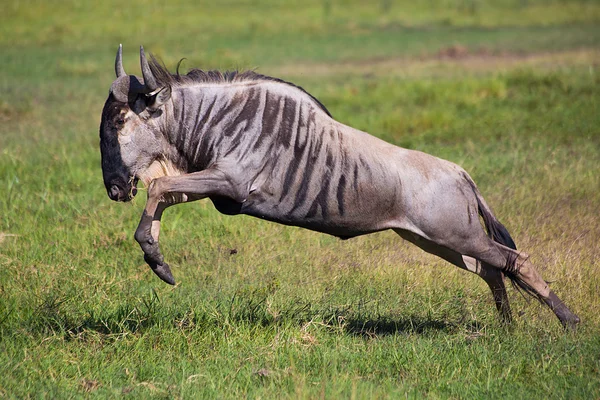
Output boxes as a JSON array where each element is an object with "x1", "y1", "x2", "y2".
[{"x1": 1, "y1": 1, "x2": 599, "y2": 398}]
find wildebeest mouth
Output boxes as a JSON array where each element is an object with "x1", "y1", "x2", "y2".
[
  {"x1": 130, "y1": 176, "x2": 139, "y2": 197},
  {"x1": 125, "y1": 176, "x2": 139, "y2": 201}
]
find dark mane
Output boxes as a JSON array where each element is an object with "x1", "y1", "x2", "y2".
[{"x1": 148, "y1": 56, "x2": 332, "y2": 117}]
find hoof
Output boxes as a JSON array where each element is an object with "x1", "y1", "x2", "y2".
[
  {"x1": 562, "y1": 315, "x2": 580, "y2": 332},
  {"x1": 144, "y1": 254, "x2": 176, "y2": 285}
]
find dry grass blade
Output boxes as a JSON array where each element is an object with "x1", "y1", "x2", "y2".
[{"x1": 0, "y1": 233, "x2": 19, "y2": 245}]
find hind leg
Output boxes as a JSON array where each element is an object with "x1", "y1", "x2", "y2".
[
  {"x1": 393, "y1": 171, "x2": 579, "y2": 329},
  {"x1": 441, "y1": 225, "x2": 581, "y2": 330},
  {"x1": 471, "y1": 242, "x2": 580, "y2": 330},
  {"x1": 486, "y1": 269, "x2": 512, "y2": 323},
  {"x1": 463, "y1": 257, "x2": 512, "y2": 324},
  {"x1": 395, "y1": 230, "x2": 512, "y2": 324}
]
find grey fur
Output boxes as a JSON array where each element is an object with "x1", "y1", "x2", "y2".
[{"x1": 99, "y1": 46, "x2": 580, "y2": 329}]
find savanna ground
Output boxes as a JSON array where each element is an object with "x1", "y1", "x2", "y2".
[{"x1": 1, "y1": 0, "x2": 599, "y2": 398}]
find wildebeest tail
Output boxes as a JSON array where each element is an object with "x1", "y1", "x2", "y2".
[
  {"x1": 461, "y1": 172, "x2": 515, "y2": 249},
  {"x1": 462, "y1": 173, "x2": 540, "y2": 299},
  {"x1": 476, "y1": 196, "x2": 516, "y2": 251}
]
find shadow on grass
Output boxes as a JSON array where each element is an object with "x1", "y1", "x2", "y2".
[
  {"x1": 23, "y1": 291, "x2": 167, "y2": 340},
  {"x1": 21, "y1": 291, "x2": 461, "y2": 340},
  {"x1": 343, "y1": 316, "x2": 453, "y2": 337},
  {"x1": 25, "y1": 312, "x2": 455, "y2": 341}
]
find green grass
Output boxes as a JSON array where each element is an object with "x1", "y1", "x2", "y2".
[{"x1": 1, "y1": 1, "x2": 600, "y2": 398}]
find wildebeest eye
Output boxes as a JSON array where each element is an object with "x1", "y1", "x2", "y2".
[{"x1": 115, "y1": 116, "x2": 125, "y2": 126}]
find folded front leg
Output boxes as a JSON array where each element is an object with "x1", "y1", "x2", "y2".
[
  {"x1": 134, "y1": 168, "x2": 246, "y2": 284},
  {"x1": 135, "y1": 203, "x2": 175, "y2": 284}
]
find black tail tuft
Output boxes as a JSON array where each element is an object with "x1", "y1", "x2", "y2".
[
  {"x1": 464, "y1": 173, "x2": 541, "y2": 301},
  {"x1": 462, "y1": 172, "x2": 517, "y2": 250},
  {"x1": 485, "y1": 215, "x2": 517, "y2": 251},
  {"x1": 502, "y1": 251, "x2": 541, "y2": 301},
  {"x1": 477, "y1": 203, "x2": 540, "y2": 300}
]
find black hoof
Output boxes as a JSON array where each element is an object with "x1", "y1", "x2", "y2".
[
  {"x1": 561, "y1": 316, "x2": 580, "y2": 332},
  {"x1": 144, "y1": 254, "x2": 176, "y2": 285}
]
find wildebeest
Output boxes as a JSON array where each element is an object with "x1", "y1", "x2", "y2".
[{"x1": 100, "y1": 45, "x2": 579, "y2": 329}]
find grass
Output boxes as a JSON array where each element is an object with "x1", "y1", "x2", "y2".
[{"x1": 1, "y1": 0, "x2": 599, "y2": 398}]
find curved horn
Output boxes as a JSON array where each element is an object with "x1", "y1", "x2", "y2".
[
  {"x1": 140, "y1": 46, "x2": 159, "y2": 91},
  {"x1": 115, "y1": 44, "x2": 126, "y2": 78}
]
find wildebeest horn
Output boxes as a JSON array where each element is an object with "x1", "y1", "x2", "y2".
[
  {"x1": 115, "y1": 44, "x2": 126, "y2": 78},
  {"x1": 140, "y1": 46, "x2": 159, "y2": 91}
]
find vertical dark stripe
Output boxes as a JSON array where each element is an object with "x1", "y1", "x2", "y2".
[
  {"x1": 289, "y1": 139, "x2": 318, "y2": 214},
  {"x1": 337, "y1": 174, "x2": 346, "y2": 216},
  {"x1": 306, "y1": 172, "x2": 331, "y2": 219},
  {"x1": 352, "y1": 163, "x2": 359, "y2": 191},
  {"x1": 279, "y1": 97, "x2": 297, "y2": 149},
  {"x1": 225, "y1": 88, "x2": 258, "y2": 138},
  {"x1": 253, "y1": 90, "x2": 278, "y2": 150},
  {"x1": 325, "y1": 149, "x2": 334, "y2": 169},
  {"x1": 279, "y1": 145, "x2": 302, "y2": 202},
  {"x1": 211, "y1": 96, "x2": 240, "y2": 129},
  {"x1": 189, "y1": 94, "x2": 203, "y2": 138},
  {"x1": 279, "y1": 102, "x2": 308, "y2": 202},
  {"x1": 191, "y1": 96, "x2": 219, "y2": 167},
  {"x1": 223, "y1": 89, "x2": 263, "y2": 158},
  {"x1": 290, "y1": 108, "x2": 330, "y2": 216}
]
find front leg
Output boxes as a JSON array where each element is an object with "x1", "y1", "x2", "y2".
[
  {"x1": 135, "y1": 201, "x2": 176, "y2": 284},
  {"x1": 134, "y1": 168, "x2": 246, "y2": 284}
]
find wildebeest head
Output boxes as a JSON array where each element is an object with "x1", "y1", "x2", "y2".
[{"x1": 100, "y1": 45, "x2": 172, "y2": 201}]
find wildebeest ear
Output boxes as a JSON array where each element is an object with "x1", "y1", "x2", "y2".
[{"x1": 146, "y1": 86, "x2": 171, "y2": 111}]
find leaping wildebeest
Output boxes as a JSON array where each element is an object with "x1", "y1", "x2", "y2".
[{"x1": 100, "y1": 45, "x2": 580, "y2": 329}]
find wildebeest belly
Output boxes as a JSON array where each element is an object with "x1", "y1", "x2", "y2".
[
  {"x1": 236, "y1": 192, "x2": 398, "y2": 239},
  {"x1": 210, "y1": 196, "x2": 244, "y2": 215}
]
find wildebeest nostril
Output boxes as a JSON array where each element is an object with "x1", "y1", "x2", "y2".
[{"x1": 109, "y1": 184, "x2": 122, "y2": 200}]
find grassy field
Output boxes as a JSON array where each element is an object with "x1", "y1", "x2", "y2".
[{"x1": 1, "y1": 0, "x2": 599, "y2": 398}]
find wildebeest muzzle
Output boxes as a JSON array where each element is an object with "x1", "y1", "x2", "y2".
[{"x1": 105, "y1": 175, "x2": 138, "y2": 202}]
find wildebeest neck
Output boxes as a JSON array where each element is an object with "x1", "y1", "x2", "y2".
[{"x1": 168, "y1": 85, "x2": 256, "y2": 171}]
